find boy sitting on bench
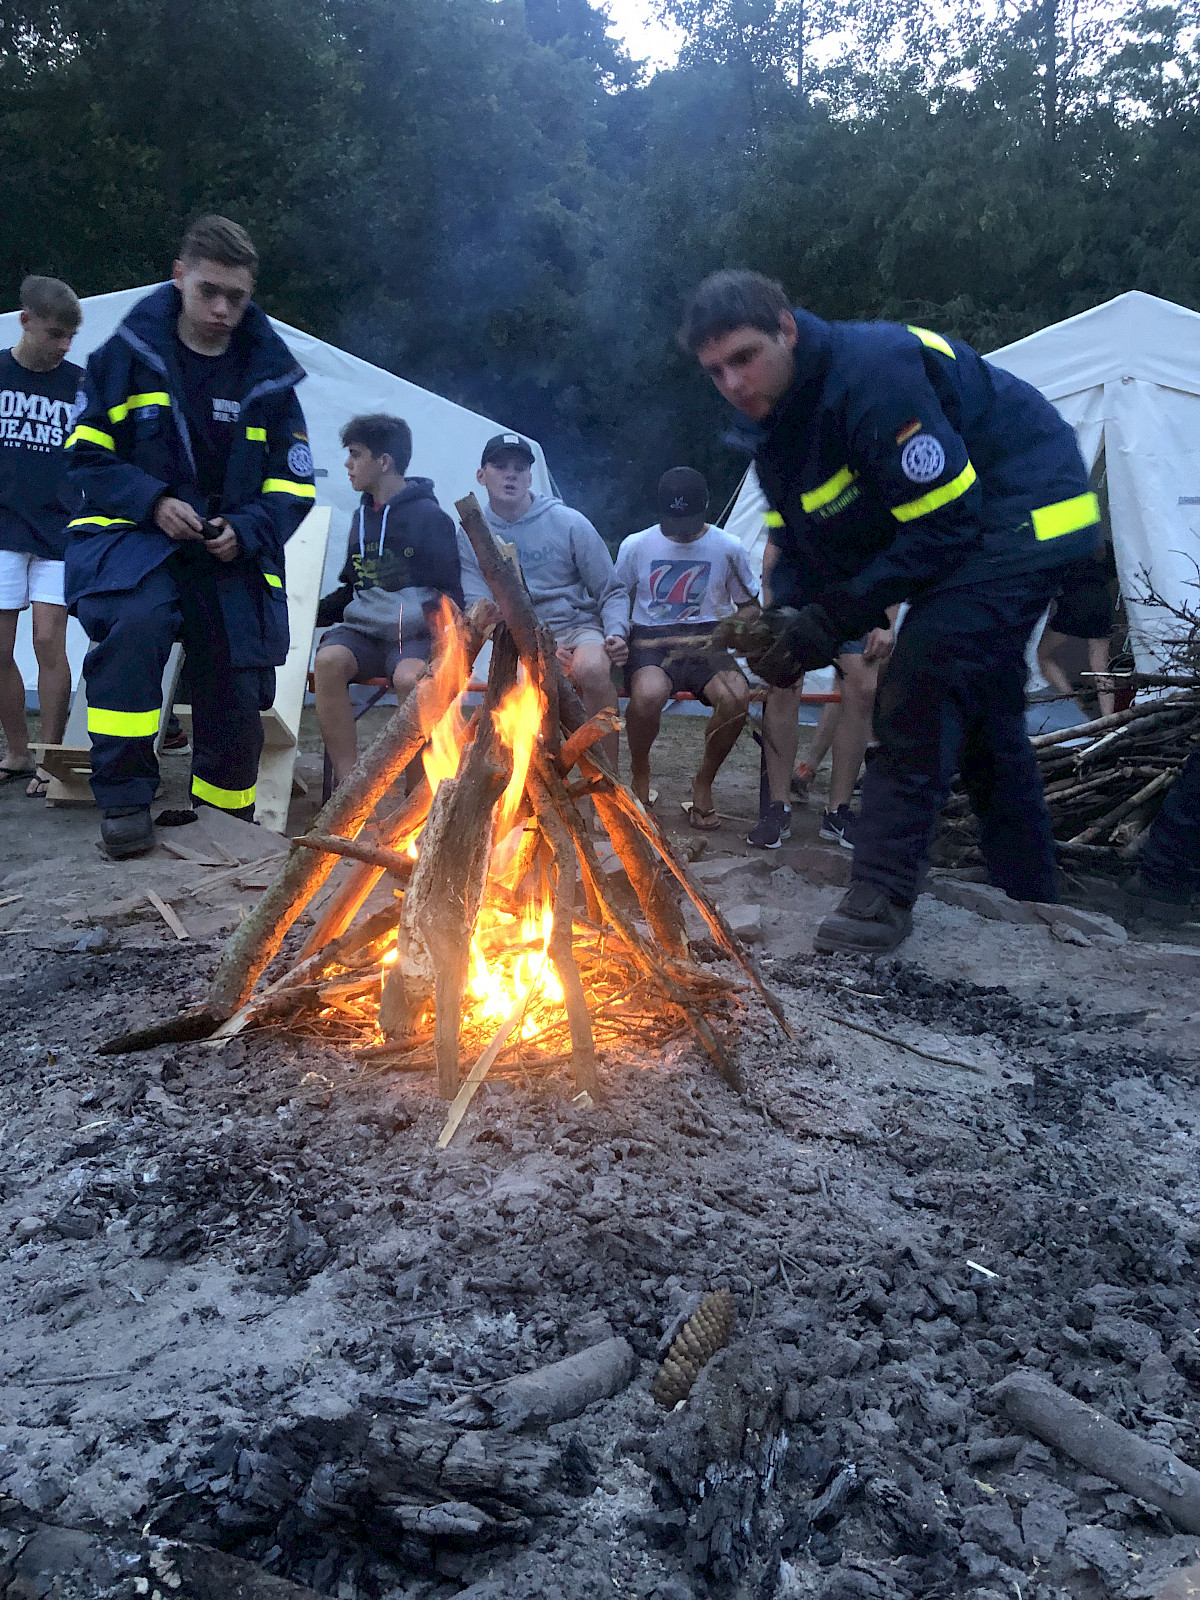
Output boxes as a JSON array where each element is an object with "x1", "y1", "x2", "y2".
[
  {"x1": 615, "y1": 468, "x2": 759, "y2": 829},
  {"x1": 315, "y1": 413, "x2": 462, "y2": 786}
]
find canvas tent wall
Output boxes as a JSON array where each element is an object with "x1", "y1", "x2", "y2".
[
  {"x1": 1, "y1": 283, "x2": 553, "y2": 694},
  {"x1": 722, "y1": 291, "x2": 1200, "y2": 674}
]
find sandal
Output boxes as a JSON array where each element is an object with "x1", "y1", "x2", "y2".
[
  {"x1": 25, "y1": 768, "x2": 50, "y2": 799},
  {"x1": 0, "y1": 764, "x2": 35, "y2": 786},
  {"x1": 684, "y1": 801, "x2": 722, "y2": 832}
]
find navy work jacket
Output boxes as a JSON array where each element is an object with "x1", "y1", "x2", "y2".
[
  {"x1": 753, "y1": 311, "x2": 1100, "y2": 638},
  {"x1": 64, "y1": 283, "x2": 316, "y2": 669}
]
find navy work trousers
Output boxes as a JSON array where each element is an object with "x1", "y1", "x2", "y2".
[
  {"x1": 1138, "y1": 748, "x2": 1200, "y2": 897},
  {"x1": 77, "y1": 552, "x2": 275, "y2": 817},
  {"x1": 851, "y1": 571, "x2": 1061, "y2": 907}
]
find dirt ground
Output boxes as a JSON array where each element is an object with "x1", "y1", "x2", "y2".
[{"x1": 3, "y1": 703, "x2": 1200, "y2": 1600}]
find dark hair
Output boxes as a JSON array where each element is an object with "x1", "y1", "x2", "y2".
[
  {"x1": 20, "y1": 275, "x2": 81, "y2": 328},
  {"x1": 679, "y1": 269, "x2": 792, "y2": 353},
  {"x1": 340, "y1": 413, "x2": 413, "y2": 475},
  {"x1": 178, "y1": 215, "x2": 259, "y2": 274}
]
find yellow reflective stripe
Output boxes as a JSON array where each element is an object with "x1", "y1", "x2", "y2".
[
  {"x1": 192, "y1": 776, "x2": 256, "y2": 811},
  {"x1": 891, "y1": 461, "x2": 978, "y2": 522},
  {"x1": 763, "y1": 511, "x2": 785, "y2": 528},
  {"x1": 246, "y1": 426, "x2": 267, "y2": 442},
  {"x1": 1032, "y1": 491, "x2": 1100, "y2": 542},
  {"x1": 67, "y1": 515, "x2": 135, "y2": 529},
  {"x1": 801, "y1": 465, "x2": 859, "y2": 514},
  {"x1": 107, "y1": 391, "x2": 170, "y2": 423},
  {"x1": 907, "y1": 324, "x2": 956, "y2": 359},
  {"x1": 261, "y1": 478, "x2": 316, "y2": 499},
  {"x1": 264, "y1": 572, "x2": 284, "y2": 589},
  {"x1": 87, "y1": 706, "x2": 161, "y2": 738},
  {"x1": 66, "y1": 425, "x2": 115, "y2": 451}
]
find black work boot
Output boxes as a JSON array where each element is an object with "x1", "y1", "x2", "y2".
[
  {"x1": 1121, "y1": 871, "x2": 1193, "y2": 929},
  {"x1": 814, "y1": 881, "x2": 913, "y2": 955},
  {"x1": 100, "y1": 807, "x2": 155, "y2": 860}
]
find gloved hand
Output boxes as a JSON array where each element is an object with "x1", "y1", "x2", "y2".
[{"x1": 746, "y1": 603, "x2": 842, "y2": 687}]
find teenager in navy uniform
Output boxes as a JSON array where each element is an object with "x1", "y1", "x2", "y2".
[
  {"x1": 683, "y1": 270, "x2": 1099, "y2": 953},
  {"x1": 65, "y1": 216, "x2": 315, "y2": 858}
]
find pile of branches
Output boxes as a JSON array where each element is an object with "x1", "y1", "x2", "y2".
[{"x1": 938, "y1": 691, "x2": 1200, "y2": 872}]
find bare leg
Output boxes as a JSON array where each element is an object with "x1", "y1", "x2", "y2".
[
  {"x1": 827, "y1": 652, "x2": 878, "y2": 812},
  {"x1": 1037, "y1": 628, "x2": 1075, "y2": 699},
  {"x1": 314, "y1": 644, "x2": 361, "y2": 787},
  {"x1": 1086, "y1": 636, "x2": 1116, "y2": 718},
  {"x1": 693, "y1": 670, "x2": 750, "y2": 815},
  {"x1": 31, "y1": 601, "x2": 70, "y2": 745},
  {"x1": 392, "y1": 657, "x2": 428, "y2": 793},
  {"x1": 565, "y1": 640, "x2": 619, "y2": 770},
  {"x1": 763, "y1": 681, "x2": 804, "y2": 803},
  {"x1": 0, "y1": 611, "x2": 33, "y2": 772},
  {"x1": 625, "y1": 664, "x2": 671, "y2": 805}
]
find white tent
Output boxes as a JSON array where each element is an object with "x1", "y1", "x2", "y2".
[
  {"x1": 2, "y1": 283, "x2": 552, "y2": 694},
  {"x1": 723, "y1": 291, "x2": 1200, "y2": 673}
]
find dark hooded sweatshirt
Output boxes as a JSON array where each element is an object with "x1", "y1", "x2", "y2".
[{"x1": 316, "y1": 478, "x2": 463, "y2": 642}]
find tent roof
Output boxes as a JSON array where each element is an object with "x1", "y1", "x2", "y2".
[
  {"x1": 987, "y1": 289, "x2": 1200, "y2": 400},
  {"x1": 0, "y1": 283, "x2": 552, "y2": 536}
]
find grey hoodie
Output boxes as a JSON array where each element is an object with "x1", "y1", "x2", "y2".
[{"x1": 467, "y1": 494, "x2": 629, "y2": 640}]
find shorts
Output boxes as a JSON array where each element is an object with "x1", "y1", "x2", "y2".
[
  {"x1": 627, "y1": 623, "x2": 744, "y2": 704},
  {"x1": 0, "y1": 551, "x2": 65, "y2": 610},
  {"x1": 1049, "y1": 582, "x2": 1114, "y2": 641},
  {"x1": 318, "y1": 623, "x2": 429, "y2": 683},
  {"x1": 837, "y1": 635, "x2": 866, "y2": 658},
  {"x1": 555, "y1": 623, "x2": 606, "y2": 650}
]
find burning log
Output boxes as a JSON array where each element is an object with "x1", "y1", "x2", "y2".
[
  {"x1": 380, "y1": 629, "x2": 520, "y2": 1096},
  {"x1": 292, "y1": 831, "x2": 416, "y2": 876}
]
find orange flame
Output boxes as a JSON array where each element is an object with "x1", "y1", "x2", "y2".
[{"x1": 493, "y1": 668, "x2": 544, "y2": 836}]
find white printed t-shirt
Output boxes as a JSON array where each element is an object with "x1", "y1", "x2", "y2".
[{"x1": 614, "y1": 524, "x2": 759, "y2": 628}]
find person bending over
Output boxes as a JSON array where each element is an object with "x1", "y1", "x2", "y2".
[
  {"x1": 615, "y1": 467, "x2": 758, "y2": 828},
  {"x1": 66, "y1": 216, "x2": 314, "y2": 858},
  {"x1": 684, "y1": 270, "x2": 1099, "y2": 953},
  {"x1": 0, "y1": 276, "x2": 84, "y2": 797},
  {"x1": 315, "y1": 414, "x2": 462, "y2": 787},
  {"x1": 465, "y1": 433, "x2": 628, "y2": 765}
]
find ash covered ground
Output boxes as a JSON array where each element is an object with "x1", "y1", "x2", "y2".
[{"x1": 2, "y1": 723, "x2": 1200, "y2": 1599}]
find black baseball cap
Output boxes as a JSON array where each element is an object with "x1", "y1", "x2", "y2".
[
  {"x1": 658, "y1": 466, "x2": 709, "y2": 525},
  {"x1": 481, "y1": 432, "x2": 535, "y2": 467}
]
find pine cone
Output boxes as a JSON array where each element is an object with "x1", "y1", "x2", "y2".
[{"x1": 651, "y1": 1288, "x2": 735, "y2": 1408}]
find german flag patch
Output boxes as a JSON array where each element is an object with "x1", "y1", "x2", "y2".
[{"x1": 896, "y1": 419, "x2": 922, "y2": 445}]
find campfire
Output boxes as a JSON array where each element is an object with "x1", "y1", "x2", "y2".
[{"x1": 105, "y1": 495, "x2": 790, "y2": 1117}]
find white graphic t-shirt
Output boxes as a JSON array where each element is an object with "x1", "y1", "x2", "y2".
[{"x1": 615, "y1": 524, "x2": 759, "y2": 628}]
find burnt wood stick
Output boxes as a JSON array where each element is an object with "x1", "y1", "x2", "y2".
[
  {"x1": 384, "y1": 629, "x2": 519, "y2": 1094},
  {"x1": 537, "y1": 623, "x2": 561, "y2": 760},
  {"x1": 558, "y1": 711, "x2": 622, "y2": 774},
  {"x1": 292, "y1": 832, "x2": 416, "y2": 876},
  {"x1": 195, "y1": 604, "x2": 482, "y2": 1029},
  {"x1": 1028, "y1": 694, "x2": 1197, "y2": 750},
  {"x1": 590, "y1": 790, "x2": 689, "y2": 960},
  {"x1": 533, "y1": 751, "x2": 745, "y2": 1094},
  {"x1": 528, "y1": 770, "x2": 601, "y2": 1098},
  {"x1": 576, "y1": 755, "x2": 792, "y2": 1036}
]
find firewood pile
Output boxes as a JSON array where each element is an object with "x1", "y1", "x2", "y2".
[
  {"x1": 103, "y1": 494, "x2": 790, "y2": 1110},
  {"x1": 937, "y1": 690, "x2": 1200, "y2": 872}
]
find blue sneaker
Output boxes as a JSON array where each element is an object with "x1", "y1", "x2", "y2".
[
  {"x1": 748, "y1": 802, "x2": 791, "y2": 850},
  {"x1": 819, "y1": 805, "x2": 856, "y2": 850}
]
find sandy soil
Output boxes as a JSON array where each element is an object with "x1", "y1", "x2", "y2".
[{"x1": 2, "y1": 704, "x2": 1200, "y2": 1598}]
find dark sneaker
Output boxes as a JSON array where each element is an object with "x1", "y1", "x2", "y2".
[
  {"x1": 100, "y1": 807, "x2": 155, "y2": 860},
  {"x1": 1121, "y1": 871, "x2": 1193, "y2": 928},
  {"x1": 820, "y1": 805, "x2": 857, "y2": 850},
  {"x1": 748, "y1": 802, "x2": 791, "y2": 850},
  {"x1": 814, "y1": 882, "x2": 913, "y2": 954}
]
